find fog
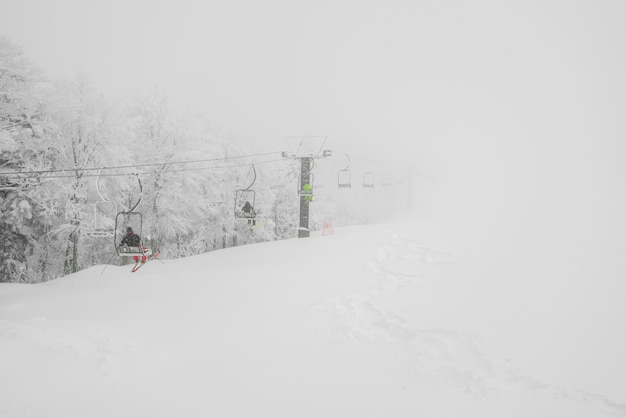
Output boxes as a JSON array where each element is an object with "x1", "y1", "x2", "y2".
[
  {"x1": 1, "y1": 2, "x2": 626, "y2": 405},
  {"x1": 2, "y1": 0, "x2": 625, "y2": 267},
  {"x1": 3, "y1": 1, "x2": 621, "y2": 154}
]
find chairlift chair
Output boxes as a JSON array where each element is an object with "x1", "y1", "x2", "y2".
[
  {"x1": 114, "y1": 211, "x2": 151, "y2": 257},
  {"x1": 234, "y1": 189, "x2": 257, "y2": 219},
  {"x1": 338, "y1": 154, "x2": 351, "y2": 189},
  {"x1": 382, "y1": 172, "x2": 393, "y2": 186},
  {"x1": 86, "y1": 171, "x2": 118, "y2": 238},
  {"x1": 234, "y1": 164, "x2": 258, "y2": 222},
  {"x1": 338, "y1": 170, "x2": 351, "y2": 188},
  {"x1": 113, "y1": 174, "x2": 151, "y2": 258},
  {"x1": 363, "y1": 172, "x2": 375, "y2": 188},
  {"x1": 86, "y1": 200, "x2": 117, "y2": 238}
]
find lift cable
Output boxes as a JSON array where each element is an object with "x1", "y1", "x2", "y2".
[
  {"x1": 0, "y1": 150, "x2": 283, "y2": 177},
  {"x1": 8, "y1": 157, "x2": 285, "y2": 180}
]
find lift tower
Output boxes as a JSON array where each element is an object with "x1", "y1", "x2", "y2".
[{"x1": 282, "y1": 136, "x2": 331, "y2": 238}]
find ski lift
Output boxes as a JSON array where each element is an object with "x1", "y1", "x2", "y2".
[
  {"x1": 382, "y1": 172, "x2": 393, "y2": 187},
  {"x1": 88, "y1": 201, "x2": 118, "y2": 237},
  {"x1": 115, "y1": 212, "x2": 148, "y2": 257},
  {"x1": 114, "y1": 174, "x2": 151, "y2": 258},
  {"x1": 235, "y1": 190, "x2": 256, "y2": 219},
  {"x1": 86, "y1": 171, "x2": 117, "y2": 238},
  {"x1": 337, "y1": 154, "x2": 351, "y2": 188},
  {"x1": 234, "y1": 165, "x2": 257, "y2": 223},
  {"x1": 363, "y1": 172, "x2": 375, "y2": 188},
  {"x1": 338, "y1": 170, "x2": 351, "y2": 188}
]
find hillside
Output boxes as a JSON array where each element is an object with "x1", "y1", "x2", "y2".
[{"x1": 1, "y1": 222, "x2": 625, "y2": 417}]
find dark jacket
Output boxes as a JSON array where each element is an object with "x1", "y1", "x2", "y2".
[
  {"x1": 120, "y1": 232, "x2": 141, "y2": 247},
  {"x1": 242, "y1": 201, "x2": 254, "y2": 213}
]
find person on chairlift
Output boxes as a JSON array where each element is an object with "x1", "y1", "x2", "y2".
[
  {"x1": 119, "y1": 227, "x2": 148, "y2": 262},
  {"x1": 241, "y1": 201, "x2": 256, "y2": 226},
  {"x1": 242, "y1": 201, "x2": 253, "y2": 214}
]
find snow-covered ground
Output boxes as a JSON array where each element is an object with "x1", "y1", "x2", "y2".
[{"x1": 1, "y1": 220, "x2": 625, "y2": 417}]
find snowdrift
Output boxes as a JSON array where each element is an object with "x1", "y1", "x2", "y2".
[{"x1": 1, "y1": 223, "x2": 625, "y2": 418}]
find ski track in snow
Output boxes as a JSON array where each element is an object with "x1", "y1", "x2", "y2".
[{"x1": 315, "y1": 229, "x2": 626, "y2": 416}]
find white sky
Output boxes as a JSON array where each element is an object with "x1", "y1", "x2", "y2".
[{"x1": 1, "y1": 0, "x2": 623, "y2": 157}]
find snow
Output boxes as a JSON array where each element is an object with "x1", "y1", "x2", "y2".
[{"x1": 1, "y1": 221, "x2": 625, "y2": 417}]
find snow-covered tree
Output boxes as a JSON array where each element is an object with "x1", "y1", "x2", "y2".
[
  {"x1": 46, "y1": 76, "x2": 113, "y2": 274},
  {"x1": 0, "y1": 38, "x2": 377, "y2": 282},
  {"x1": 0, "y1": 37, "x2": 51, "y2": 282},
  {"x1": 270, "y1": 160, "x2": 300, "y2": 240},
  {"x1": 122, "y1": 93, "x2": 195, "y2": 256}
]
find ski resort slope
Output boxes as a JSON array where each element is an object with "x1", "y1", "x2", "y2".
[{"x1": 1, "y1": 223, "x2": 625, "y2": 418}]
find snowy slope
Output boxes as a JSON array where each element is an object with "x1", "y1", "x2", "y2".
[{"x1": 1, "y1": 223, "x2": 625, "y2": 418}]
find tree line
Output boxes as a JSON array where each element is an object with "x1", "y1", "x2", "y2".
[{"x1": 0, "y1": 37, "x2": 407, "y2": 283}]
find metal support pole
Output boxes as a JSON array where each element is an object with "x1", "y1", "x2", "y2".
[
  {"x1": 282, "y1": 138, "x2": 330, "y2": 239},
  {"x1": 298, "y1": 157, "x2": 312, "y2": 238}
]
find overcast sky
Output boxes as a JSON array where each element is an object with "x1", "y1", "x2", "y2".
[
  {"x1": 1, "y1": 0, "x2": 622, "y2": 156},
  {"x1": 1, "y1": 0, "x2": 625, "y2": 189}
]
